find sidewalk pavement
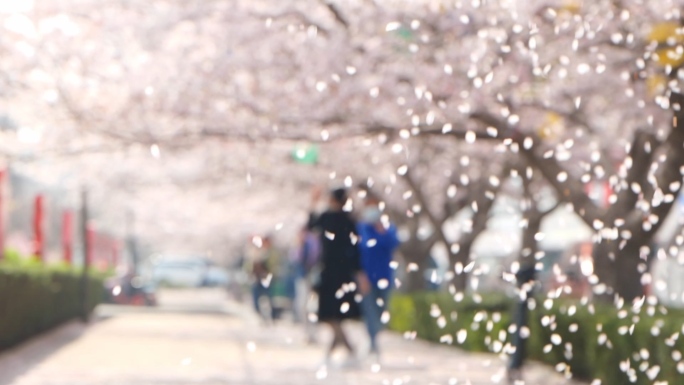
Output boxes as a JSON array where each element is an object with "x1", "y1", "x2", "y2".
[{"x1": 0, "y1": 289, "x2": 584, "y2": 385}]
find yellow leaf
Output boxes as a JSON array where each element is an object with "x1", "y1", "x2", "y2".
[
  {"x1": 653, "y1": 47, "x2": 684, "y2": 68},
  {"x1": 538, "y1": 112, "x2": 563, "y2": 140},
  {"x1": 648, "y1": 22, "x2": 684, "y2": 44},
  {"x1": 646, "y1": 74, "x2": 667, "y2": 96},
  {"x1": 560, "y1": 0, "x2": 582, "y2": 14}
]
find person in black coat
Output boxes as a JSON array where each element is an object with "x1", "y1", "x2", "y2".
[{"x1": 308, "y1": 187, "x2": 370, "y2": 363}]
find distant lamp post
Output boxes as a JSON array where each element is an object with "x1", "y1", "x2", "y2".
[{"x1": 292, "y1": 143, "x2": 319, "y2": 165}]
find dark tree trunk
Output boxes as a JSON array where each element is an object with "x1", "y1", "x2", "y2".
[
  {"x1": 399, "y1": 164, "x2": 506, "y2": 294},
  {"x1": 520, "y1": 215, "x2": 542, "y2": 268},
  {"x1": 450, "y1": 244, "x2": 471, "y2": 293},
  {"x1": 513, "y1": 92, "x2": 684, "y2": 303},
  {"x1": 592, "y1": 238, "x2": 646, "y2": 303},
  {"x1": 613, "y1": 241, "x2": 645, "y2": 303},
  {"x1": 448, "y1": 182, "x2": 500, "y2": 293},
  {"x1": 591, "y1": 239, "x2": 617, "y2": 300},
  {"x1": 398, "y1": 241, "x2": 434, "y2": 292}
]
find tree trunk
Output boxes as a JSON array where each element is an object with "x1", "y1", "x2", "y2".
[
  {"x1": 399, "y1": 241, "x2": 433, "y2": 292},
  {"x1": 503, "y1": 92, "x2": 684, "y2": 303},
  {"x1": 450, "y1": 245, "x2": 471, "y2": 293},
  {"x1": 613, "y1": 241, "x2": 645, "y2": 304},
  {"x1": 591, "y1": 239, "x2": 617, "y2": 301},
  {"x1": 520, "y1": 215, "x2": 542, "y2": 268},
  {"x1": 448, "y1": 188, "x2": 499, "y2": 293},
  {"x1": 592, "y1": 238, "x2": 646, "y2": 303}
]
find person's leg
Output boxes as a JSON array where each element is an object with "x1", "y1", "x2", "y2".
[
  {"x1": 336, "y1": 322, "x2": 354, "y2": 353},
  {"x1": 327, "y1": 320, "x2": 354, "y2": 354},
  {"x1": 267, "y1": 280, "x2": 277, "y2": 321},
  {"x1": 361, "y1": 287, "x2": 383, "y2": 353},
  {"x1": 304, "y1": 284, "x2": 318, "y2": 343},
  {"x1": 324, "y1": 321, "x2": 341, "y2": 359},
  {"x1": 252, "y1": 282, "x2": 262, "y2": 316},
  {"x1": 294, "y1": 278, "x2": 306, "y2": 323},
  {"x1": 508, "y1": 299, "x2": 528, "y2": 382},
  {"x1": 375, "y1": 287, "x2": 391, "y2": 351}
]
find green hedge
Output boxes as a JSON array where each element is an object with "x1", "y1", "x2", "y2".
[
  {"x1": 389, "y1": 292, "x2": 513, "y2": 352},
  {"x1": 389, "y1": 293, "x2": 684, "y2": 384},
  {"x1": 0, "y1": 255, "x2": 105, "y2": 350}
]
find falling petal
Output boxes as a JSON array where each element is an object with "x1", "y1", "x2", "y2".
[
  {"x1": 466, "y1": 131, "x2": 476, "y2": 143},
  {"x1": 150, "y1": 144, "x2": 161, "y2": 159},
  {"x1": 457, "y1": 329, "x2": 468, "y2": 344},
  {"x1": 386, "y1": 22, "x2": 401, "y2": 31}
]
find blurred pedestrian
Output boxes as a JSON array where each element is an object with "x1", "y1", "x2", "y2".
[
  {"x1": 507, "y1": 263, "x2": 537, "y2": 383},
  {"x1": 308, "y1": 186, "x2": 370, "y2": 366},
  {"x1": 290, "y1": 226, "x2": 321, "y2": 343},
  {"x1": 356, "y1": 193, "x2": 399, "y2": 361},
  {"x1": 246, "y1": 235, "x2": 281, "y2": 322}
]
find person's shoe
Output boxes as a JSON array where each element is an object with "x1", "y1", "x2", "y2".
[
  {"x1": 371, "y1": 350, "x2": 381, "y2": 362},
  {"x1": 368, "y1": 350, "x2": 382, "y2": 372},
  {"x1": 506, "y1": 368, "x2": 523, "y2": 384},
  {"x1": 341, "y1": 355, "x2": 361, "y2": 369},
  {"x1": 319, "y1": 354, "x2": 332, "y2": 369}
]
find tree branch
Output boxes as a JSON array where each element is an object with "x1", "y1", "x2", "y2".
[
  {"x1": 605, "y1": 130, "x2": 657, "y2": 222},
  {"x1": 321, "y1": 0, "x2": 349, "y2": 29},
  {"x1": 469, "y1": 110, "x2": 603, "y2": 228},
  {"x1": 624, "y1": 92, "x2": 684, "y2": 236}
]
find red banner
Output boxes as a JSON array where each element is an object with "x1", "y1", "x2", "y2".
[
  {"x1": 86, "y1": 225, "x2": 95, "y2": 267},
  {"x1": 33, "y1": 195, "x2": 44, "y2": 261},
  {"x1": 0, "y1": 170, "x2": 4, "y2": 260},
  {"x1": 62, "y1": 210, "x2": 73, "y2": 265}
]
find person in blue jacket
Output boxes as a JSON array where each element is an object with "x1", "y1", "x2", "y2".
[{"x1": 356, "y1": 193, "x2": 400, "y2": 359}]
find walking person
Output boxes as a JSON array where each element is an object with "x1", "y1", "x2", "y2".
[
  {"x1": 307, "y1": 187, "x2": 370, "y2": 366},
  {"x1": 246, "y1": 235, "x2": 281, "y2": 323},
  {"x1": 356, "y1": 193, "x2": 400, "y2": 361}
]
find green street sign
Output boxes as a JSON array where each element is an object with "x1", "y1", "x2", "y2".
[{"x1": 292, "y1": 144, "x2": 319, "y2": 164}]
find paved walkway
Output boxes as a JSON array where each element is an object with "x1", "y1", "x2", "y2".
[{"x1": 0, "y1": 289, "x2": 583, "y2": 385}]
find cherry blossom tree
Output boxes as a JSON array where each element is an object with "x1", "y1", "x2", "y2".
[{"x1": 0, "y1": 0, "x2": 683, "y2": 302}]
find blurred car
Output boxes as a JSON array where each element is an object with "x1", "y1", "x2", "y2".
[
  {"x1": 152, "y1": 258, "x2": 206, "y2": 287},
  {"x1": 203, "y1": 265, "x2": 230, "y2": 287},
  {"x1": 104, "y1": 272, "x2": 157, "y2": 306},
  {"x1": 151, "y1": 255, "x2": 230, "y2": 288}
]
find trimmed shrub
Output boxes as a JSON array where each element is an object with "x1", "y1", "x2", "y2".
[
  {"x1": 389, "y1": 292, "x2": 512, "y2": 353},
  {"x1": 389, "y1": 293, "x2": 684, "y2": 384},
  {"x1": 0, "y1": 258, "x2": 104, "y2": 350}
]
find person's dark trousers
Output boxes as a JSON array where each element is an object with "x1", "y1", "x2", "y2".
[
  {"x1": 252, "y1": 282, "x2": 275, "y2": 320},
  {"x1": 509, "y1": 265, "x2": 536, "y2": 372},
  {"x1": 509, "y1": 298, "x2": 529, "y2": 370},
  {"x1": 361, "y1": 286, "x2": 391, "y2": 353}
]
